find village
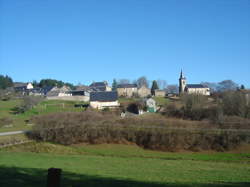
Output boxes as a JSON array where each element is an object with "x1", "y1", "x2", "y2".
[
  {"x1": 11, "y1": 71, "x2": 212, "y2": 112},
  {"x1": 1, "y1": 1, "x2": 250, "y2": 186}
]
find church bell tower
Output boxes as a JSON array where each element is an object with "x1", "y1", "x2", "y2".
[{"x1": 179, "y1": 70, "x2": 186, "y2": 94}]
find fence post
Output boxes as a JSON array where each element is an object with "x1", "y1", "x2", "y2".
[{"x1": 47, "y1": 168, "x2": 62, "y2": 187}]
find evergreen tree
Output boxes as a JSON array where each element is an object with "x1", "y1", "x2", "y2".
[
  {"x1": 240, "y1": 84, "x2": 245, "y2": 90},
  {"x1": 112, "y1": 79, "x2": 117, "y2": 91},
  {"x1": 151, "y1": 80, "x2": 159, "y2": 95},
  {"x1": 0, "y1": 75, "x2": 13, "y2": 89}
]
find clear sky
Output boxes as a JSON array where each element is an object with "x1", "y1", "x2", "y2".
[{"x1": 0, "y1": 0, "x2": 249, "y2": 87}]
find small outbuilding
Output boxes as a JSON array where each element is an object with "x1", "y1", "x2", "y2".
[
  {"x1": 146, "y1": 98, "x2": 157, "y2": 112},
  {"x1": 90, "y1": 91, "x2": 120, "y2": 109},
  {"x1": 138, "y1": 85, "x2": 151, "y2": 98},
  {"x1": 154, "y1": 89, "x2": 166, "y2": 97}
]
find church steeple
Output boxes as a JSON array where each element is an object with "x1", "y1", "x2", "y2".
[
  {"x1": 179, "y1": 69, "x2": 186, "y2": 94},
  {"x1": 180, "y1": 69, "x2": 185, "y2": 79}
]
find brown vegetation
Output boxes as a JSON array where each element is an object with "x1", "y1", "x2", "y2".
[{"x1": 30, "y1": 111, "x2": 250, "y2": 152}]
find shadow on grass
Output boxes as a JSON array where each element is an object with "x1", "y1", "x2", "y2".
[{"x1": 0, "y1": 166, "x2": 249, "y2": 187}]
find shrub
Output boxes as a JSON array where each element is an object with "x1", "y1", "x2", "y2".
[
  {"x1": 29, "y1": 111, "x2": 250, "y2": 151},
  {"x1": 0, "y1": 117, "x2": 13, "y2": 128}
]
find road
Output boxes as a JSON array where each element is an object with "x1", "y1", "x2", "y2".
[{"x1": 0, "y1": 130, "x2": 28, "y2": 136}]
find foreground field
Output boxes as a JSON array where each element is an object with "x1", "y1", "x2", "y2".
[{"x1": 0, "y1": 142, "x2": 250, "y2": 187}]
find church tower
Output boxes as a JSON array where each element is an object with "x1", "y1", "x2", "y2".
[{"x1": 179, "y1": 70, "x2": 186, "y2": 94}]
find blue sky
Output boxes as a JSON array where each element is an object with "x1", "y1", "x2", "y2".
[{"x1": 0, "y1": 0, "x2": 249, "y2": 87}]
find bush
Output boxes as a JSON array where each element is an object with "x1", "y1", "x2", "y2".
[
  {"x1": 11, "y1": 96, "x2": 44, "y2": 114},
  {"x1": 221, "y1": 91, "x2": 248, "y2": 117},
  {"x1": 29, "y1": 111, "x2": 250, "y2": 151},
  {"x1": 0, "y1": 117, "x2": 13, "y2": 128}
]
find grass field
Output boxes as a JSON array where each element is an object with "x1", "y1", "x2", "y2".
[
  {"x1": 0, "y1": 142, "x2": 250, "y2": 187},
  {"x1": 0, "y1": 99, "x2": 86, "y2": 132}
]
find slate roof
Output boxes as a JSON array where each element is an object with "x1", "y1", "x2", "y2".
[
  {"x1": 186, "y1": 84, "x2": 208, "y2": 89},
  {"x1": 14, "y1": 82, "x2": 28, "y2": 88},
  {"x1": 90, "y1": 91, "x2": 118, "y2": 102},
  {"x1": 117, "y1": 84, "x2": 137, "y2": 88},
  {"x1": 90, "y1": 82, "x2": 107, "y2": 87}
]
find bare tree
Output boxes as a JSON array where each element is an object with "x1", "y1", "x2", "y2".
[
  {"x1": 166, "y1": 84, "x2": 178, "y2": 94},
  {"x1": 156, "y1": 79, "x2": 167, "y2": 90},
  {"x1": 137, "y1": 76, "x2": 149, "y2": 88},
  {"x1": 201, "y1": 82, "x2": 218, "y2": 93},
  {"x1": 217, "y1": 80, "x2": 238, "y2": 92},
  {"x1": 118, "y1": 79, "x2": 130, "y2": 84}
]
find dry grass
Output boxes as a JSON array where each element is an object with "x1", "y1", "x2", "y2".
[{"x1": 29, "y1": 111, "x2": 250, "y2": 152}]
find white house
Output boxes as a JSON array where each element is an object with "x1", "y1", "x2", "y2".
[{"x1": 90, "y1": 91, "x2": 120, "y2": 109}]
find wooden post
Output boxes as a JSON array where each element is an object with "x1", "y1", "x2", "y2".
[{"x1": 47, "y1": 168, "x2": 62, "y2": 187}]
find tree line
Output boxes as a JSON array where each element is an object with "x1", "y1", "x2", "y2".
[{"x1": 0, "y1": 74, "x2": 246, "y2": 93}]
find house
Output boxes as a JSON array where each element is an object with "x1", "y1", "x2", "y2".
[
  {"x1": 71, "y1": 86, "x2": 90, "y2": 97},
  {"x1": 117, "y1": 84, "x2": 138, "y2": 97},
  {"x1": 154, "y1": 89, "x2": 166, "y2": 97},
  {"x1": 138, "y1": 85, "x2": 151, "y2": 98},
  {"x1": 46, "y1": 86, "x2": 71, "y2": 97},
  {"x1": 179, "y1": 70, "x2": 210, "y2": 96},
  {"x1": 28, "y1": 88, "x2": 45, "y2": 96},
  {"x1": 146, "y1": 98, "x2": 157, "y2": 112},
  {"x1": 14, "y1": 82, "x2": 33, "y2": 92},
  {"x1": 89, "y1": 81, "x2": 112, "y2": 92},
  {"x1": 90, "y1": 91, "x2": 120, "y2": 109}
]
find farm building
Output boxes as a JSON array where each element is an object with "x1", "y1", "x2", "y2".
[
  {"x1": 89, "y1": 81, "x2": 112, "y2": 92},
  {"x1": 154, "y1": 89, "x2": 166, "y2": 97},
  {"x1": 138, "y1": 85, "x2": 151, "y2": 98},
  {"x1": 90, "y1": 91, "x2": 120, "y2": 109},
  {"x1": 117, "y1": 84, "x2": 138, "y2": 98}
]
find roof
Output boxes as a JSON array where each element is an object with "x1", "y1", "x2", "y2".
[
  {"x1": 89, "y1": 82, "x2": 107, "y2": 87},
  {"x1": 186, "y1": 84, "x2": 208, "y2": 89},
  {"x1": 117, "y1": 84, "x2": 137, "y2": 88},
  {"x1": 90, "y1": 91, "x2": 118, "y2": 102},
  {"x1": 14, "y1": 82, "x2": 29, "y2": 88},
  {"x1": 75, "y1": 85, "x2": 90, "y2": 91}
]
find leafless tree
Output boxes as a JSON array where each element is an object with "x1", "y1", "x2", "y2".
[
  {"x1": 156, "y1": 79, "x2": 167, "y2": 90},
  {"x1": 166, "y1": 84, "x2": 178, "y2": 94},
  {"x1": 217, "y1": 80, "x2": 238, "y2": 92},
  {"x1": 137, "y1": 76, "x2": 149, "y2": 88},
  {"x1": 118, "y1": 79, "x2": 130, "y2": 84}
]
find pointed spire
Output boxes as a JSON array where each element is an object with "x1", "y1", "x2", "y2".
[{"x1": 180, "y1": 69, "x2": 183, "y2": 79}]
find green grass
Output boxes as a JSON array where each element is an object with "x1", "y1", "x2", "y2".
[
  {"x1": 0, "y1": 134, "x2": 29, "y2": 144},
  {"x1": 0, "y1": 99, "x2": 87, "y2": 132},
  {"x1": 0, "y1": 142, "x2": 250, "y2": 186},
  {"x1": 153, "y1": 97, "x2": 169, "y2": 106}
]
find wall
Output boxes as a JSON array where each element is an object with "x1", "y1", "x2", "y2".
[
  {"x1": 117, "y1": 87, "x2": 138, "y2": 97},
  {"x1": 90, "y1": 101, "x2": 120, "y2": 109},
  {"x1": 138, "y1": 86, "x2": 151, "y2": 98},
  {"x1": 47, "y1": 96, "x2": 89, "y2": 102},
  {"x1": 155, "y1": 90, "x2": 165, "y2": 97},
  {"x1": 187, "y1": 88, "x2": 210, "y2": 95}
]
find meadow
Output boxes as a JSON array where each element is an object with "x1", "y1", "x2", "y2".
[
  {"x1": 0, "y1": 99, "x2": 86, "y2": 132},
  {"x1": 0, "y1": 142, "x2": 250, "y2": 187}
]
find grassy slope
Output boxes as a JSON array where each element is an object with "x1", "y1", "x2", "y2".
[
  {"x1": 0, "y1": 142, "x2": 250, "y2": 187},
  {"x1": 0, "y1": 99, "x2": 86, "y2": 132}
]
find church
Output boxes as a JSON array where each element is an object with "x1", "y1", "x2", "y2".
[{"x1": 179, "y1": 70, "x2": 210, "y2": 96}]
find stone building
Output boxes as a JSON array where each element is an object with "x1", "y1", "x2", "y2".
[
  {"x1": 138, "y1": 85, "x2": 151, "y2": 98},
  {"x1": 89, "y1": 81, "x2": 112, "y2": 92},
  {"x1": 90, "y1": 91, "x2": 120, "y2": 109},
  {"x1": 154, "y1": 89, "x2": 166, "y2": 97},
  {"x1": 117, "y1": 84, "x2": 138, "y2": 98},
  {"x1": 179, "y1": 70, "x2": 210, "y2": 96}
]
